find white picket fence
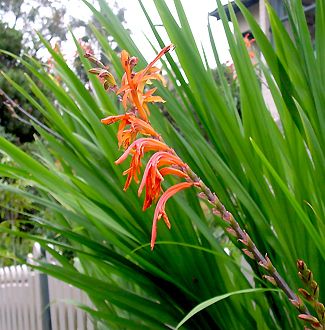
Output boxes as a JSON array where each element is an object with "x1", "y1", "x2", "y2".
[{"x1": 0, "y1": 264, "x2": 94, "y2": 330}]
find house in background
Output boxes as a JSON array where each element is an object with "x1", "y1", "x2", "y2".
[
  {"x1": 209, "y1": 0, "x2": 316, "y2": 122},
  {"x1": 210, "y1": 0, "x2": 316, "y2": 40}
]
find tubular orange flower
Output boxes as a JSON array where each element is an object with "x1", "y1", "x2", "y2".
[
  {"x1": 117, "y1": 45, "x2": 174, "y2": 121},
  {"x1": 115, "y1": 138, "x2": 172, "y2": 190},
  {"x1": 101, "y1": 113, "x2": 160, "y2": 148},
  {"x1": 151, "y1": 182, "x2": 193, "y2": 250},
  {"x1": 118, "y1": 50, "x2": 148, "y2": 120},
  {"x1": 243, "y1": 33, "x2": 256, "y2": 59},
  {"x1": 101, "y1": 114, "x2": 130, "y2": 125},
  {"x1": 142, "y1": 166, "x2": 189, "y2": 211},
  {"x1": 138, "y1": 151, "x2": 188, "y2": 210}
]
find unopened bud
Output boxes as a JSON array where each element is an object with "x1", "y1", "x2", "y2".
[
  {"x1": 298, "y1": 288, "x2": 313, "y2": 302},
  {"x1": 88, "y1": 68, "x2": 102, "y2": 74},
  {"x1": 223, "y1": 211, "x2": 231, "y2": 222},
  {"x1": 238, "y1": 232, "x2": 251, "y2": 247},
  {"x1": 197, "y1": 192, "x2": 207, "y2": 200},
  {"x1": 306, "y1": 270, "x2": 313, "y2": 282},
  {"x1": 298, "y1": 314, "x2": 319, "y2": 324},
  {"x1": 238, "y1": 238, "x2": 249, "y2": 246},
  {"x1": 258, "y1": 255, "x2": 274, "y2": 271},
  {"x1": 98, "y1": 71, "x2": 111, "y2": 78},
  {"x1": 289, "y1": 296, "x2": 304, "y2": 310},
  {"x1": 263, "y1": 275, "x2": 277, "y2": 286},
  {"x1": 314, "y1": 302, "x2": 325, "y2": 322},
  {"x1": 264, "y1": 255, "x2": 274, "y2": 271},
  {"x1": 226, "y1": 227, "x2": 237, "y2": 238},
  {"x1": 129, "y1": 56, "x2": 138, "y2": 68},
  {"x1": 212, "y1": 208, "x2": 221, "y2": 217},
  {"x1": 297, "y1": 259, "x2": 307, "y2": 271},
  {"x1": 242, "y1": 248, "x2": 254, "y2": 260},
  {"x1": 84, "y1": 54, "x2": 104, "y2": 68},
  {"x1": 310, "y1": 280, "x2": 319, "y2": 299}
]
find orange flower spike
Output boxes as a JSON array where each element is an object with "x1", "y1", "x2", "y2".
[
  {"x1": 142, "y1": 167, "x2": 188, "y2": 211},
  {"x1": 120, "y1": 50, "x2": 134, "y2": 88},
  {"x1": 118, "y1": 45, "x2": 174, "y2": 121},
  {"x1": 101, "y1": 113, "x2": 131, "y2": 148},
  {"x1": 151, "y1": 182, "x2": 194, "y2": 250},
  {"x1": 141, "y1": 88, "x2": 166, "y2": 116},
  {"x1": 117, "y1": 116, "x2": 160, "y2": 149},
  {"x1": 142, "y1": 171, "x2": 163, "y2": 211}
]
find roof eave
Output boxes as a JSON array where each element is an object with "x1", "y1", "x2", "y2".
[{"x1": 209, "y1": 0, "x2": 259, "y2": 21}]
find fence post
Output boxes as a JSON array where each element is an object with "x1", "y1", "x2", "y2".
[
  {"x1": 32, "y1": 243, "x2": 52, "y2": 330},
  {"x1": 39, "y1": 272, "x2": 52, "y2": 330}
]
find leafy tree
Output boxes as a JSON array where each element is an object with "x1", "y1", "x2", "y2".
[
  {"x1": 0, "y1": 22, "x2": 43, "y2": 142},
  {"x1": 0, "y1": 0, "x2": 68, "y2": 55}
]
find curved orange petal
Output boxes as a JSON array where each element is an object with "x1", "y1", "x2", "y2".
[
  {"x1": 151, "y1": 181, "x2": 193, "y2": 250},
  {"x1": 115, "y1": 138, "x2": 170, "y2": 165},
  {"x1": 159, "y1": 167, "x2": 188, "y2": 178},
  {"x1": 101, "y1": 114, "x2": 129, "y2": 125},
  {"x1": 129, "y1": 117, "x2": 159, "y2": 137},
  {"x1": 145, "y1": 96, "x2": 166, "y2": 103},
  {"x1": 144, "y1": 87, "x2": 157, "y2": 97},
  {"x1": 115, "y1": 139, "x2": 171, "y2": 191},
  {"x1": 138, "y1": 152, "x2": 185, "y2": 197}
]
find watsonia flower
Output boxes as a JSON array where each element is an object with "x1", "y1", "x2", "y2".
[
  {"x1": 101, "y1": 113, "x2": 159, "y2": 148},
  {"x1": 117, "y1": 45, "x2": 174, "y2": 121},
  {"x1": 115, "y1": 138, "x2": 172, "y2": 191},
  {"x1": 85, "y1": 44, "x2": 194, "y2": 248},
  {"x1": 150, "y1": 182, "x2": 194, "y2": 250},
  {"x1": 138, "y1": 151, "x2": 188, "y2": 211}
]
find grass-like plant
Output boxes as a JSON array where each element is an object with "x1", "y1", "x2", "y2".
[{"x1": 0, "y1": 0, "x2": 324, "y2": 329}]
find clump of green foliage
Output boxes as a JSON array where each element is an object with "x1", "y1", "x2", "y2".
[{"x1": 0, "y1": 0, "x2": 324, "y2": 329}]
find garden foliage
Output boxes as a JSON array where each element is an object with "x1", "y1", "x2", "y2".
[{"x1": 0, "y1": 0, "x2": 324, "y2": 329}]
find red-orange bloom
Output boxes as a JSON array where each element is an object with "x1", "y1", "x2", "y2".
[
  {"x1": 138, "y1": 151, "x2": 188, "y2": 210},
  {"x1": 151, "y1": 182, "x2": 193, "y2": 250},
  {"x1": 243, "y1": 33, "x2": 256, "y2": 59},
  {"x1": 101, "y1": 113, "x2": 159, "y2": 148},
  {"x1": 94, "y1": 45, "x2": 198, "y2": 250},
  {"x1": 117, "y1": 45, "x2": 174, "y2": 121},
  {"x1": 115, "y1": 138, "x2": 171, "y2": 190}
]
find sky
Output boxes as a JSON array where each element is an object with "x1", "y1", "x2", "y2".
[{"x1": 66, "y1": 0, "x2": 232, "y2": 66}]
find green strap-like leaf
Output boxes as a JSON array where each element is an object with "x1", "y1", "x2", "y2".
[{"x1": 176, "y1": 288, "x2": 279, "y2": 329}]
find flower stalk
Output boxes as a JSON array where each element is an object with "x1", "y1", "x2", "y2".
[{"x1": 186, "y1": 167, "x2": 310, "y2": 315}]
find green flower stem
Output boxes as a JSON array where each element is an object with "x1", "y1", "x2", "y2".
[{"x1": 185, "y1": 167, "x2": 310, "y2": 315}]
